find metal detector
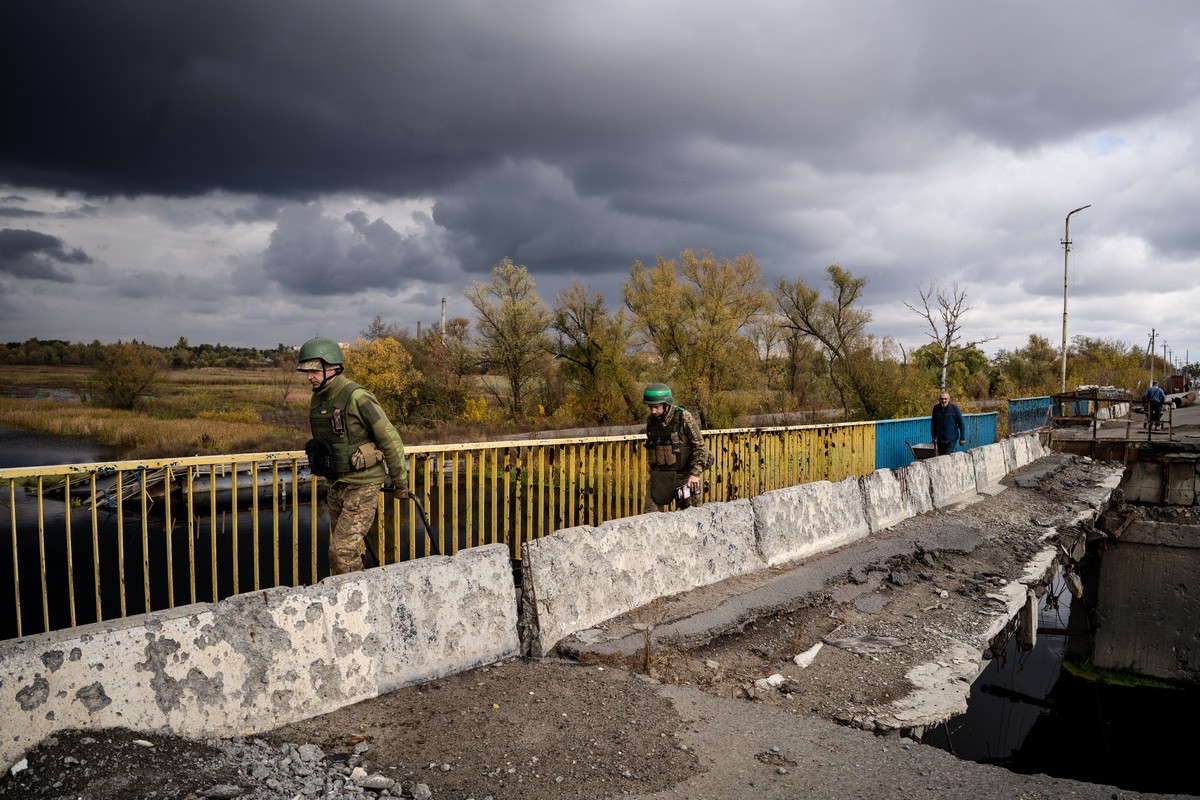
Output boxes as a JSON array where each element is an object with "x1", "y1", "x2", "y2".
[{"x1": 379, "y1": 487, "x2": 440, "y2": 557}]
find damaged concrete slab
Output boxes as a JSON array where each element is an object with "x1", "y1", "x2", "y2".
[{"x1": 555, "y1": 453, "x2": 1126, "y2": 737}]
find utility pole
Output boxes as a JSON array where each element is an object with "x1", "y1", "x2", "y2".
[
  {"x1": 1061, "y1": 204, "x2": 1091, "y2": 392},
  {"x1": 1149, "y1": 329, "x2": 1156, "y2": 385}
]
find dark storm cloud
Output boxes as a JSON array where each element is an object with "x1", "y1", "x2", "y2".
[
  {"x1": 1, "y1": 1, "x2": 1199, "y2": 353},
  {"x1": 0, "y1": 229, "x2": 89, "y2": 282},
  {"x1": 261, "y1": 203, "x2": 455, "y2": 295},
  {"x1": 8, "y1": 1, "x2": 1186, "y2": 201}
]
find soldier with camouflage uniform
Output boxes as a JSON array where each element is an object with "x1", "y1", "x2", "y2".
[
  {"x1": 642, "y1": 383, "x2": 713, "y2": 512},
  {"x1": 297, "y1": 337, "x2": 409, "y2": 575}
]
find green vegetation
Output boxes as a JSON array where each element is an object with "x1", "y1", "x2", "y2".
[
  {"x1": 1063, "y1": 656, "x2": 1185, "y2": 690},
  {"x1": 2, "y1": 247, "x2": 1191, "y2": 459}
]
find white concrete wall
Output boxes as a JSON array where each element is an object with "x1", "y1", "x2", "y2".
[
  {"x1": 861, "y1": 468, "x2": 913, "y2": 534},
  {"x1": 521, "y1": 500, "x2": 762, "y2": 657},
  {"x1": 0, "y1": 544, "x2": 519, "y2": 774},
  {"x1": 898, "y1": 459, "x2": 935, "y2": 515},
  {"x1": 522, "y1": 434, "x2": 1048, "y2": 656},
  {"x1": 752, "y1": 477, "x2": 870, "y2": 566},
  {"x1": 928, "y1": 451, "x2": 978, "y2": 507},
  {"x1": 970, "y1": 442, "x2": 1010, "y2": 493}
]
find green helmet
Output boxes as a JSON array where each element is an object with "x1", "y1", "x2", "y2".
[
  {"x1": 296, "y1": 337, "x2": 344, "y2": 370},
  {"x1": 642, "y1": 383, "x2": 673, "y2": 406}
]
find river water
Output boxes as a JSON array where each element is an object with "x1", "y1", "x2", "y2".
[
  {"x1": 923, "y1": 573, "x2": 1200, "y2": 795},
  {"x1": 1, "y1": 427, "x2": 329, "y2": 641},
  {"x1": 0, "y1": 426, "x2": 127, "y2": 469}
]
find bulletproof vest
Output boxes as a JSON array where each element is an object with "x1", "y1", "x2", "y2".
[
  {"x1": 646, "y1": 407, "x2": 693, "y2": 472},
  {"x1": 309, "y1": 381, "x2": 369, "y2": 478}
]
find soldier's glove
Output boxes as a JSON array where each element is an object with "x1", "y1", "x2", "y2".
[
  {"x1": 351, "y1": 442, "x2": 382, "y2": 470},
  {"x1": 394, "y1": 485, "x2": 410, "y2": 499}
]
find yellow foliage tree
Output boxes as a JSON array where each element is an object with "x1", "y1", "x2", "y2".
[
  {"x1": 342, "y1": 337, "x2": 420, "y2": 422},
  {"x1": 623, "y1": 248, "x2": 770, "y2": 425}
]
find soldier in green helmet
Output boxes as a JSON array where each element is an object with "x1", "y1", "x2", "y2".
[
  {"x1": 642, "y1": 383, "x2": 713, "y2": 512},
  {"x1": 297, "y1": 337, "x2": 410, "y2": 575}
]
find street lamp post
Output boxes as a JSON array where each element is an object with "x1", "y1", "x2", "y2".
[{"x1": 1061, "y1": 204, "x2": 1091, "y2": 392}]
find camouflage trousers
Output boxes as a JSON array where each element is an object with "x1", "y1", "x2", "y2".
[
  {"x1": 642, "y1": 473, "x2": 703, "y2": 514},
  {"x1": 326, "y1": 482, "x2": 382, "y2": 575}
]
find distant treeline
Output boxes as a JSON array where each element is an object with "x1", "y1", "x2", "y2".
[{"x1": 0, "y1": 337, "x2": 291, "y2": 368}]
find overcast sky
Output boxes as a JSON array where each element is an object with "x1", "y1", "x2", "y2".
[{"x1": 2, "y1": 1, "x2": 1197, "y2": 365}]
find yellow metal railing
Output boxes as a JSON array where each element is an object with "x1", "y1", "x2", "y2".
[{"x1": 1, "y1": 421, "x2": 876, "y2": 641}]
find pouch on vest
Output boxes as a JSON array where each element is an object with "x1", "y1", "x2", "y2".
[
  {"x1": 653, "y1": 444, "x2": 677, "y2": 467},
  {"x1": 305, "y1": 438, "x2": 338, "y2": 480},
  {"x1": 350, "y1": 442, "x2": 382, "y2": 471},
  {"x1": 650, "y1": 470, "x2": 678, "y2": 506}
]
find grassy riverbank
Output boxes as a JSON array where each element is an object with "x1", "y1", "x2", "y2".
[
  {"x1": 0, "y1": 366, "x2": 310, "y2": 459},
  {"x1": 0, "y1": 365, "x2": 530, "y2": 459}
]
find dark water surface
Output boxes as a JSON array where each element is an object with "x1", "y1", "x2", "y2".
[
  {"x1": 0, "y1": 425, "x2": 127, "y2": 469},
  {"x1": 923, "y1": 575, "x2": 1200, "y2": 795}
]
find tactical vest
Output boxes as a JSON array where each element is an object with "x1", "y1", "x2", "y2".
[
  {"x1": 309, "y1": 380, "x2": 369, "y2": 478},
  {"x1": 646, "y1": 407, "x2": 693, "y2": 472}
]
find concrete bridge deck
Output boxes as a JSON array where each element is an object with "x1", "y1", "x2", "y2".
[
  {"x1": 7, "y1": 433, "x2": 1199, "y2": 799},
  {"x1": 555, "y1": 452, "x2": 1124, "y2": 735}
]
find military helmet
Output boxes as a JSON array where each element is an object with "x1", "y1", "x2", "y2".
[
  {"x1": 296, "y1": 337, "x2": 344, "y2": 370},
  {"x1": 642, "y1": 383, "x2": 673, "y2": 406}
]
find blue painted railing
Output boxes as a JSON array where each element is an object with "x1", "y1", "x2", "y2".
[
  {"x1": 1007, "y1": 396, "x2": 1053, "y2": 435},
  {"x1": 873, "y1": 412, "x2": 998, "y2": 470}
]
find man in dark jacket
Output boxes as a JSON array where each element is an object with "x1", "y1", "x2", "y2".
[
  {"x1": 1143, "y1": 380, "x2": 1166, "y2": 429},
  {"x1": 931, "y1": 390, "x2": 966, "y2": 456}
]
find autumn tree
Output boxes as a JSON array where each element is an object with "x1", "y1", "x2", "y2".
[
  {"x1": 992, "y1": 334, "x2": 1060, "y2": 396},
  {"x1": 408, "y1": 317, "x2": 475, "y2": 422},
  {"x1": 85, "y1": 342, "x2": 168, "y2": 410},
  {"x1": 905, "y1": 282, "x2": 996, "y2": 391},
  {"x1": 851, "y1": 338, "x2": 937, "y2": 419},
  {"x1": 551, "y1": 282, "x2": 641, "y2": 424},
  {"x1": 778, "y1": 328, "x2": 831, "y2": 415},
  {"x1": 361, "y1": 315, "x2": 410, "y2": 342},
  {"x1": 465, "y1": 258, "x2": 553, "y2": 420},
  {"x1": 775, "y1": 265, "x2": 882, "y2": 419},
  {"x1": 910, "y1": 343, "x2": 990, "y2": 400},
  {"x1": 342, "y1": 337, "x2": 421, "y2": 422},
  {"x1": 623, "y1": 249, "x2": 770, "y2": 425},
  {"x1": 1067, "y1": 336, "x2": 1142, "y2": 391}
]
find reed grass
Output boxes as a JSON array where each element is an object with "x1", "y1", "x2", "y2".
[
  {"x1": 0, "y1": 398, "x2": 304, "y2": 457},
  {"x1": 1, "y1": 365, "x2": 573, "y2": 458},
  {"x1": 0, "y1": 366, "x2": 312, "y2": 458}
]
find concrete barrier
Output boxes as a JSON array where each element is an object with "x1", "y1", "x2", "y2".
[
  {"x1": 1003, "y1": 431, "x2": 1046, "y2": 470},
  {"x1": 970, "y1": 442, "x2": 1009, "y2": 493},
  {"x1": 520, "y1": 500, "x2": 762, "y2": 657},
  {"x1": 860, "y1": 468, "x2": 912, "y2": 533},
  {"x1": 0, "y1": 544, "x2": 519, "y2": 774},
  {"x1": 898, "y1": 458, "x2": 935, "y2": 515},
  {"x1": 523, "y1": 438, "x2": 1045, "y2": 657},
  {"x1": 751, "y1": 476, "x2": 870, "y2": 567},
  {"x1": 927, "y1": 451, "x2": 978, "y2": 507}
]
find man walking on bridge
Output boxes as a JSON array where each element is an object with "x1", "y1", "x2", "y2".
[
  {"x1": 298, "y1": 337, "x2": 410, "y2": 575},
  {"x1": 642, "y1": 383, "x2": 713, "y2": 512},
  {"x1": 1143, "y1": 380, "x2": 1166, "y2": 430},
  {"x1": 931, "y1": 390, "x2": 966, "y2": 456}
]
